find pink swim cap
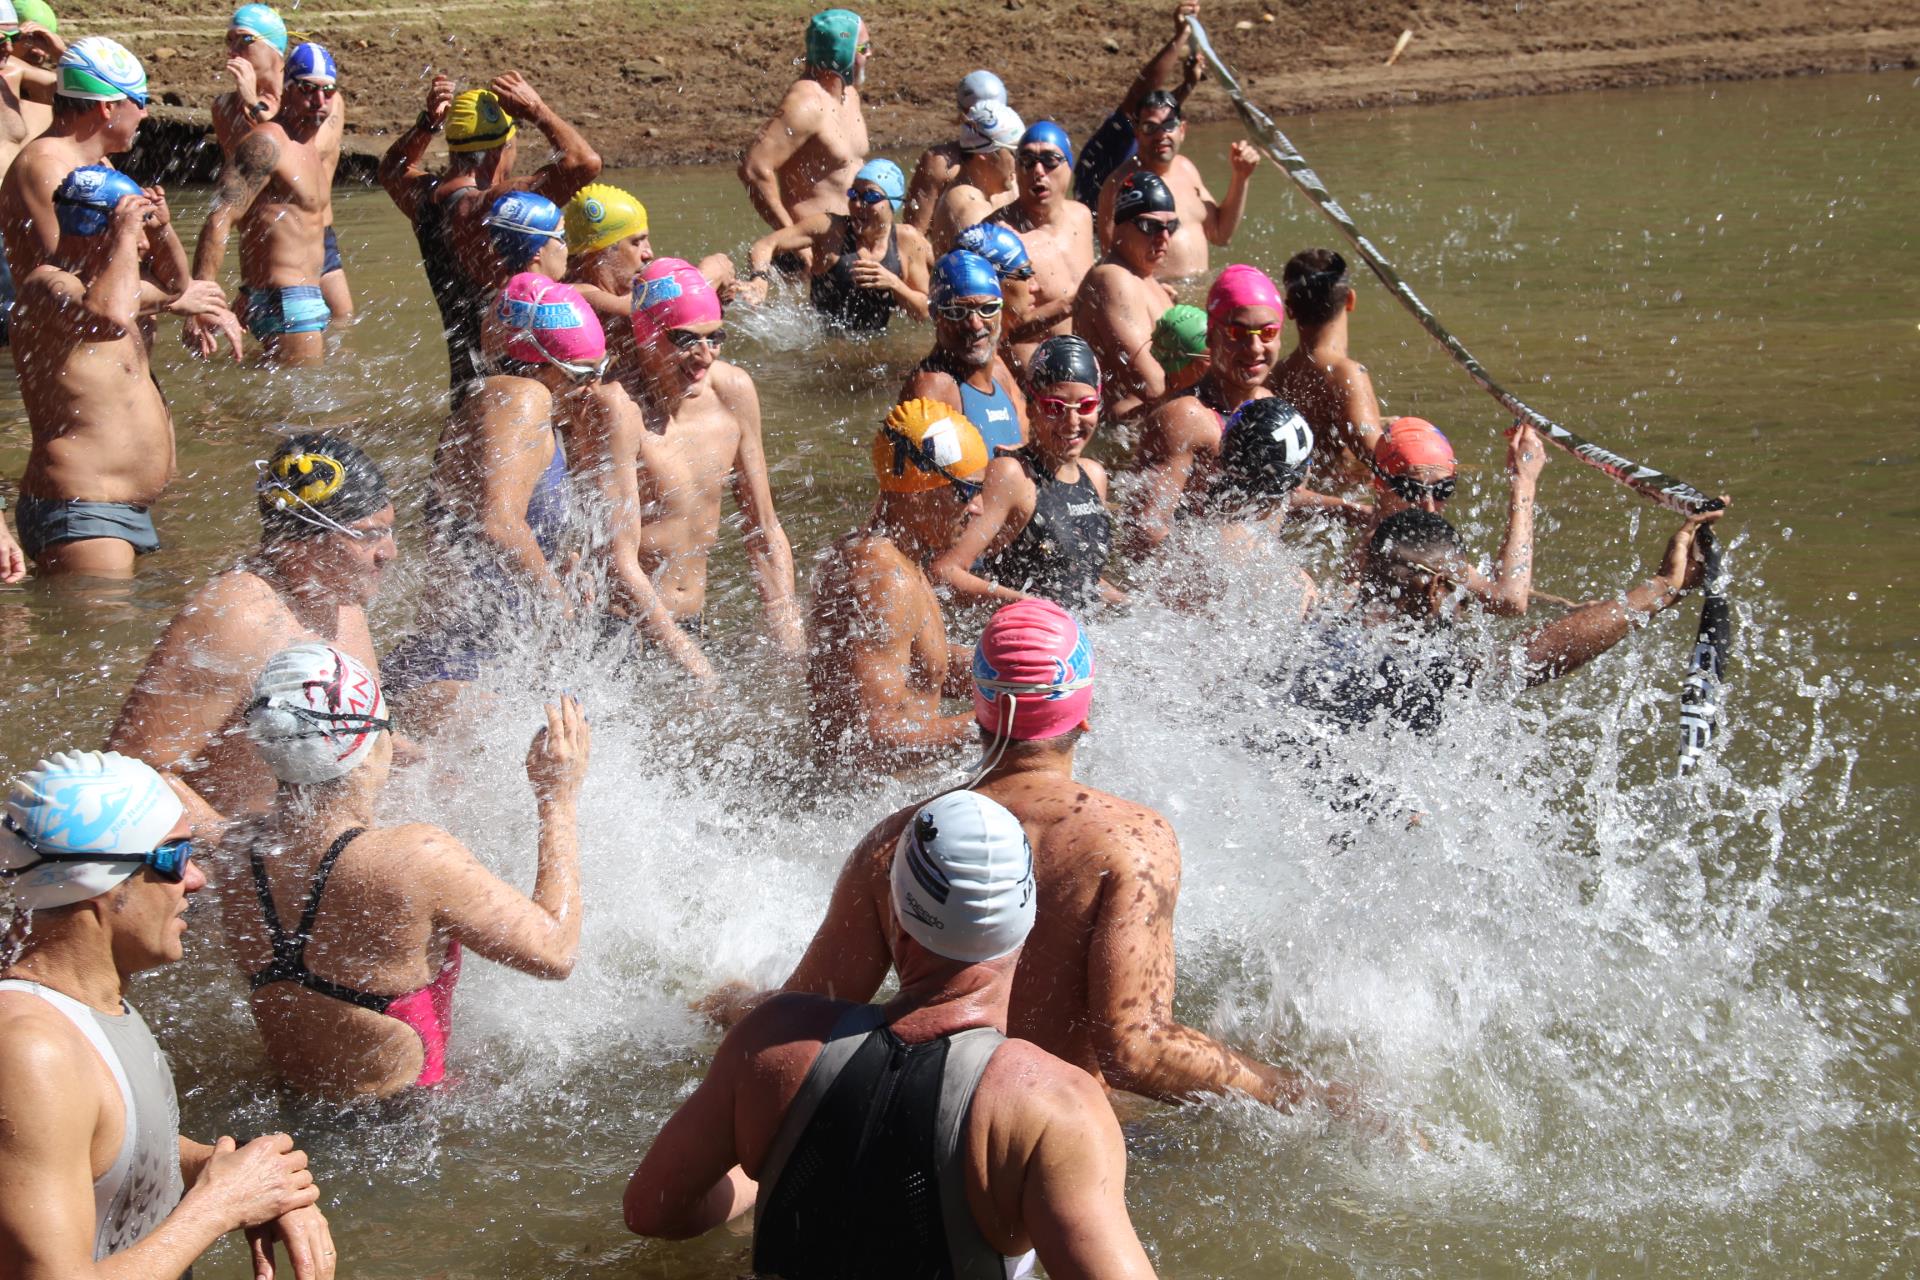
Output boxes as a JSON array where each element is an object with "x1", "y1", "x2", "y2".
[
  {"x1": 631, "y1": 257, "x2": 722, "y2": 342},
  {"x1": 972, "y1": 599, "x2": 1095, "y2": 741},
  {"x1": 497, "y1": 273, "x2": 607, "y2": 371},
  {"x1": 1375, "y1": 416, "x2": 1455, "y2": 475},
  {"x1": 1206, "y1": 263, "x2": 1284, "y2": 326}
]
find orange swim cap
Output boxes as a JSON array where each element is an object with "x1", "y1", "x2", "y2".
[
  {"x1": 1375, "y1": 416, "x2": 1455, "y2": 475},
  {"x1": 872, "y1": 399, "x2": 990, "y2": 495}
]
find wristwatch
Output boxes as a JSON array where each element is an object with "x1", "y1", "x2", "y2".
[
  {"x1": 248, "y1": 98, "x2": 272, "y2": 121},
  {"x1": 746, "y1": 267, "x2": 771, "y2": 283},
  {"x1": 417, "y1": 110, "x2": 443, "y2": 134}
]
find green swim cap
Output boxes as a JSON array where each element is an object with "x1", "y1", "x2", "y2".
[
  {"x1": 805, "y1": 8, "x2": 862, "y2": 76},
  {"x1": 1152, "y1": 304, "x2": 1209, "y2": 375},
  {"x1": 12, "y1": 0, "x2": 57, "y2": 33}
]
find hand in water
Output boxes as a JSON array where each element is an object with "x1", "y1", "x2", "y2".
[
  {"x1": 1229, "y1": 139, "x2": 1261, "y2": 179},
  {"x1": 194, "y1": 1133, "x2": 319, "y2": 1231},
  {"x1": 1506, "y1": 420, "x2": 1547, "y2": 485},
  {"x1": 490, "y1": 72, "x2": 548, "y2": 121},
  {"x1": 526, "y1": 695, "x2": 591, "y2": 804}
]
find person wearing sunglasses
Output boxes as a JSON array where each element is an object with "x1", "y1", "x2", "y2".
[
  {"x1": 205, "y1": 646, "x2": 591, "y2": 1100},
  {"x1": 1094, "y1": 89, "x2": 1260, "y2": 281},
  {"x1": 739, "y1": 8, "x2": 870, "y2": 250},
  {"x1": 933, "y1": 335, "x2": 1121, "y2": 612},
  {"x1": 1072, "y1": 170, "x2": 1179, "y2": 422},
  {"x1": 184, "y1": 40, "x2": 341, "y2": 366},
  {"x1": 808, "y1": 398, "x2": 992, "y2": 769},
  {"x1": 624, "y1": 257, "x2": 806, "y2": 659},
  {"x1": 927, "y1": 100, "x2": 1024, "y2": 255},
  {"x1": 0, "y1": 748, "x2": 338, "y2": 1280},
  {"x1": 109, "y1": 433, "x2": 397, "y2": 825},
  {"x1": 212, "y1": 5, "x2": 285, "y2": 163},
  {"x1": 743, "y1": 157, "x2": 933, "y2": 330},
  {"x1": 1072, "y1": 0, "x2": 1207, "y2": 208},
  {"x1": 991, "y1": 120, "x2": 1095, "y2": 371},
  {"x1": 1341, "y1": 415, "x2": 1548, "y2": 617},
  {"x1": 901, "y1": 249, "x2": 1030, "y2": 454},
  {"x1": 902, "y1": 68, "x2": 1007, "y2": 233},
  {"x1": 1271, "y1": 248, "x2": 1387, "y2": 487}
]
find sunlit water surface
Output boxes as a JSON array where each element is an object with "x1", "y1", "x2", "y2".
[{"x1": 2, "y1": 72, "x2": 1916, "y2": 1277}]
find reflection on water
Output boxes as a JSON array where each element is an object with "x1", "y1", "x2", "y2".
[{"x1": 3, "y1": 73, "x2": 1918, "y2": 1277}]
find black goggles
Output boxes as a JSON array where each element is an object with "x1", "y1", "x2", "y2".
[
  {"x1": 1386, "y1": 474, "x2": 1456, "y2": 504},
  {"x1": 245, "y1": 698, "x2": 393, "y2": 740}
]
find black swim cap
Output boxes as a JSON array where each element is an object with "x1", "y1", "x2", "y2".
[
  {"x1": 258, "y1": 432, "x2": 390, "y2": 541},
  {"x1": 1112, "y1": 171, "x2": 1176, "y2": 224},
  {"x1": 1135, "y1": 90, "x2": 1182, "y2": 120},
  {"x1": 1370, "y1": 508, "x2": 1463, "y2": 564},
  {"x1": 1027, "y1": 335, "x2": 1100, "y2": 390},
  {"x1": 1217, "y1": 397, "x2": 1315, "y2": 502}
]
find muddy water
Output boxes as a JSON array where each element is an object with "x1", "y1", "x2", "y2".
[{"x1": 2, "y1": 72, "x2": 1917, "y2": 1277}]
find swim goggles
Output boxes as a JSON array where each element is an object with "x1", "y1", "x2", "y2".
[
  {"x1": 935, "y1": 299, "x2": 1002, "y2": 322},
  {"x1": 848, "y1": 186, "x2": 891, "y2": 206},
  {"x1": 1131, "y1": 216, "x2": 1180, "y2": 238},
  {"x1": 666, "y1": 327, "x2": 726, "y2": 351},
  {"x1": 244, "y1": 696, "x2": 392, "y2": 740},
  {"x1": 1016, "y1": 148, "x2": 1067, "y2": 172},
  {"x1": 2, "y1": 818, "x2": 194, "y2": 884},
  {"x1": 1034, "y1": 394, "x2": 1100, "y2": 417},
  {"x1": 1220, "y1": 322, "x2": 1282, "y2": 343},
  {"x1": 1385, "y1": 474, "x2": 1456, "y2": 504}
]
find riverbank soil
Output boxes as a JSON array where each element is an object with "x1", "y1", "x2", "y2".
[{"x1": 66, "y1": 0, "x2": 1920, "y2": 169}]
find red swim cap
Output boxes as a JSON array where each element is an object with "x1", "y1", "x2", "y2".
[
  {"x1": 972, "y1": 599, "x2": 1095, "y2": 741},
  {"x1": 1375, "y1": 416, "x2": 1455, "y2": 476}
]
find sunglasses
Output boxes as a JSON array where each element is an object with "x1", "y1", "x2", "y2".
[
  {"x1": 935, "y1": 300, "x2": 1002, "y2": 322},
  {"x1": 294, "y1": 82, "x2": 339, "y2": 98},
  {"x1": 3, "y1": 819, "x2": 195, "y2": 884},
  {"x1": 856, "y1": 41, "x2": 872, "y2": 55},
  {"x1": 1221, "y1": 322, "x2": 1282, "y2": 342},
  {"x1": 1034, "y1": 394, "x2": 1100, "y2": 416},
  {"x1": 848, "y1": 186, "x2": 891, "y2": 206},
  {"x1": 667, "y1": 327, "x2": 726, "y2": 351},
  {"x1": 1016, "y1": 149, "x2": 1067, "y2": 172},
  {"x1": 1136, "y1": 115, "x2": 1182, "y2": 136},
  {"x1": 1387, "y1": 474, "x2": 1456, "y2": 504},
  {"x1": 1132, "y1": 216, "x2": 1179, "y2": 238}
]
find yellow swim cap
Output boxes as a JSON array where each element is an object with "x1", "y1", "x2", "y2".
[
  {"x1": 872, "y1": 399, "x2": 989, "y2": 495},
  {"x1": 564, "y1": 183, "x2": 649, "y2": 256},
  {"x1": 445, "y1": 89, "x2": 515, "y2": 153}
]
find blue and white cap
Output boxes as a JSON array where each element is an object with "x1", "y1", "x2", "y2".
[
  {"x1": 52, "y1": 164, "x2": 143, "y2": 238},
  {"x1": 931, "y1": 249, "x2": 1001, "y2": 304},
  {"x1": 890, "y1": 791, "x2": 1035, "y2": 964},
  {"x1": 57, "y1": 36, "x2": 147, "y2": 106},
  {"x1": 483, "y1": 190, "x2": 565, "y2": 269},
  {"x1": 2, "y1": 751, "x2": 184, "y2": 909},
  {"x1": 954, "y1": 222, "x2": 1031, "y2": 280},
  {"x1": 958, "y1": 101, "x2": 1024, "y2": 154},
  {"x1": 285, "y1": 42, "x2": 337, "y2": 86}
]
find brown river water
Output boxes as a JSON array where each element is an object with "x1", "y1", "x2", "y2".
[{"x1": 1, "y1": 72, "x2": 1916, "y2": 1277}]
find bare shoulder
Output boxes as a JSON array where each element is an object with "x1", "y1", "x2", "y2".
[
  {"x1": 896, "y1": 223, "x2": 932, "y2": 256},
  {"x1": 902, "y1": 365, "x2": 959, "y2": 403},
  {"x1": 0, "y1": 994, "x2": 97, "y2": 1083},
  {"x1": 710, "y1": 359, "x2": 759, "y2": 408},
  {"x1": 778, "y1": 78, "x2": 830, "y2": 124},
  {"x1": 169, "y1": 569, "x2": 288, "y2": 642},
  {"x1": 979, "y1": 1037, "x2": 1112, "y2": 1127}
]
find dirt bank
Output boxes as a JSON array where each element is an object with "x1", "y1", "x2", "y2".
[{"x1": 68, "y1": 0, "x2": 1920, "y2": 180}]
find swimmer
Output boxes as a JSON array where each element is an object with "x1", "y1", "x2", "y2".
[
  {"x1": 1340, "y1": 416, "x2": 1547, "y2": 616},
  {"x1": 1178, "y1": 397, "x2": 1324, "y2": 613},
  {"x1": 563, "y1": 182, "x2": 741, "y2": 365},
  {"x1": 1072, "y1": 0, "x2": 1208, "y2": 208},
  {"x1": 0, "y1": 39, "x2": 170, "y2": 282},
  {"x1": 0, "y1": 750, "x2": 335, "y2": 1278},
  {"x1": 108, "y1": 433, "x2": 396, "y2": 823},
  {"x1": 1270, "y1": 248, "x2": 1386, "y2": 484},
  {"x1": 0, "y1": 0, "x2": 64, "y2": 296},
  {"x1": 739, "y1": 8, "x2": 871, "y2": 254},
  {"x1": 743, "y1": 157, "x2": 933, "y2": 331},
  {"x1": 11, "y1": 167, "x2": 239, "y2": 578},
  {"x1": 186, "y1": 40, "x2": 341, "y2": 366},
  {"x1": 988, "y1": 120, "x2": 1095, "y2": 370},
  {"x1": 1094, "y1": 89, "x2": 1259, "y2": 281},
  {"x1": 207, "y1": 648, "x2": 589, "y2": 1098},
  {"x1": 1123, "y1": 263, "x2": 1290, "y2": 558},
  {"x1": 212, "y1": 5, "x2": 284, "y2": 151},
  {"x1": 932, "y1": 335, "x2": 1120, "y2": 611},
  {"x1": 726, "y1": 599, "x2": 1361, "y2": 1116},
  {"x1": 953, "y1": 220, "x2": 1034, "y2": 364},
  {"x1": 927, "y1": 101, "x2": 1023, "y2": 255},
  {"x1": 379, "y1": 71, "x2": 600, "y2": 405},
  {"x1": 806, "y1": 399, "x2": 990, "y2": 768},
  {"x1": 1071, "y1": 171, "x2": 1178, "y2": 421},
  {"x1": 901, "y1": 69, "x2": 1006, "y2": 232},
  {"x1": 625, "y1": 258, "x2": 806, "y2": 655},
  {"x1": 901, "y1": 250, "x2": 1029, "y2": 454},
  {"x1": 628, "y1": 789, "x2": 1158, "y2": 1280},
  {"x1": 1150, "y1": 303, "x2": 1208, "y2": 394}
]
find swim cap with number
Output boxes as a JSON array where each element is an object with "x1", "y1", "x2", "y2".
[
  {"x1": 564, "y1": 183, "x2": 649, "y2": 256},
  {"x1": 891, "y1": 791, "x2": 1036, "y2": 964},
  {"x1": 52, "y1": 165, "x2": 142, "y2": 237},
  {"x1": 872, "y1": 399, "x2": 989, "y2": 495},
  {"x1": 3, "y1": 751, "x2": 183, "y2": 910},
  {"x1": 1218, "y1": 397, "x2": 1315, "y2": 500},
  {"x1": 247, "y1": 644, "x2": 389, "y2": 785},
  {"x1": 446, "y1": 88, "x2": 514, "y2": 152}
]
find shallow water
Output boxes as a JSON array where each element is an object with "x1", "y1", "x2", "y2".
[{"x1": 3, "y1": 71, "x2": 1918, "y2": 1277}]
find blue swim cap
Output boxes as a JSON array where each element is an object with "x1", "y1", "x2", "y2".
[
  {"x1": 954, "y1": 223, "x2": 1031, "y2": 280},
  {"x1": 853, "y1": 158, "x2": 906, "y2": 208},
  {"x1": 932, "y1": 250, "x2": 1001, "y2": 305},
  {"x1": 483, "y1": 190, "x2": 565, "y2": 270},
  {"x1": 52, "y1": 164, "x2": 142, "y2": 237},
  {"x1": 229, "y1": 3, "x2": 288, "y2": 54},
  {"x1": 1018, "y1": 120, "x2": 1074, "y2": 168},
  {"x1": 284, "y1": 42, "x2": 336, "y2": 86}
]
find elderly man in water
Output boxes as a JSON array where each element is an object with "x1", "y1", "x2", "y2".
[
  {"x1": 1073, "y1": 171, "x2": 1178, "y2": 421},
  {"x1": 109, "y1": 433, "x2": 396, "y2": 825},
  {"x1": 989, "y1": 121, "x2": 1094, "y2": 370},
  {"x1": 738, "y1": 8, "x2": 869, "y2": 267},
  {"x1": 901, "y1": 250, "x2": 1029, "y2": 455},
  {"x1": 1094, "y1": 89, "x2": 1260, "y2": 282}
]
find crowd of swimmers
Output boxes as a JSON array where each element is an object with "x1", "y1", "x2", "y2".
[{"x1": 0, "y1": 1, "x2": 1728, "y2": 1276}]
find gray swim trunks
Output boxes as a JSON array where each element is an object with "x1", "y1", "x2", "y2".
[{"x1": 14, "y1": 494, "x2": 161, "y2": 559}]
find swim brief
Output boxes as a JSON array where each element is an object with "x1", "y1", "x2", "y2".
[
  {"x1": 13, "y1": 494, "x2": 161, "y2": 559},
  {"x1": 322, "y1": 227, "x2": 343, "y2": 277},
  {"x1": 243, "y1": 283, "x2": 331, "y2": 339}
]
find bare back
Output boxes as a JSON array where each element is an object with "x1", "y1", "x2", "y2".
[{"x1": 1272, "y1": 342, "x2": 1382, "y2": 485}]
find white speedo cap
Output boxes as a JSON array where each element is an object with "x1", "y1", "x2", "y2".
[
  {"x1": 246, "y1": 643, "x2": 389, "y2": 785},
  {"x1": 956, "y1": 69, "x2": 1007, "y2": 114},
  {"x1": 890, "y1": 791, "x2": 1035, "y2": 964}
]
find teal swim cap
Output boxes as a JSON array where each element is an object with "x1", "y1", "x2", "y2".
[
  {"x1": 230, "y1": 3, "x2": 288, "y2": 54},
  {"x1": 805, "y1": 8, "x2": 862, "y2": 76}
]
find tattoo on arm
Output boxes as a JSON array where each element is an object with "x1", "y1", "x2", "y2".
[{"x1": 216, "y1": 131, "x2": 281, "y2": 213}]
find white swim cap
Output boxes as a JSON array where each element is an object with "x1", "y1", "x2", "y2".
[
  {"x1": 958, "y1": 102, "x2": 1025, "y2": 155},
  {"x1": 3, "y1": 751, "x2": 184, "y2": 910},
  {"x1": 956, "y1": 69, "x2": 1007, "y2": 114},
  {"x1": 246, "y1": 643, "x2": 389, "y2": 785},
  {"x1": 890, "y1": 792, "x2": 1035, "y2": 964}
]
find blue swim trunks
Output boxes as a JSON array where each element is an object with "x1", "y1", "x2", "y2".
[
  {"x1": 13, "y1": 494, "x2": 161, "y2": 559},
  {"x1": 243, "y1": 283, "x2": 331, "y2": 339},
  {"x1": 322, "y1": 226, "x2": 343, "y2": 276}
]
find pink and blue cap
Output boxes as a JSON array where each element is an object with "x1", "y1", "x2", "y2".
[
  {"x1": 497, "y1": 274, "x2": 607, "y2": 375},
  {"x1": 631, "y1": 257, "x2": 722, "y2": 341},
  {"x1": 972, "y1": 598, "x2": 1095, "y2": 741}
]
